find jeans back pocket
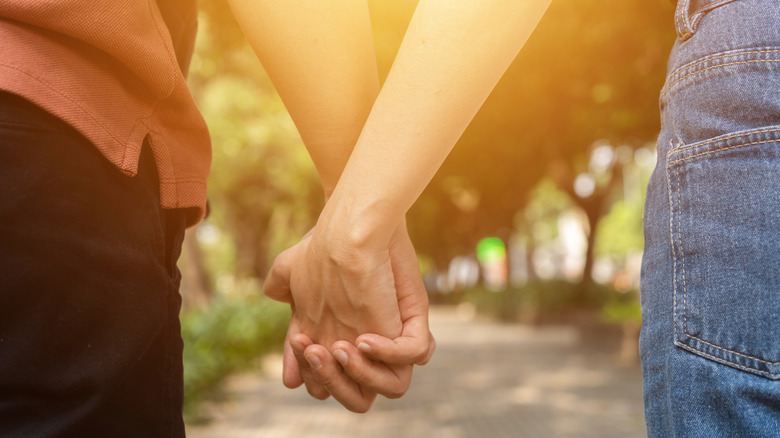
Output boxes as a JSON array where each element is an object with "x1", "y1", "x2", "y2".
[{"x1": 667, "y1": 127, "x2": 780, "y2": 379}]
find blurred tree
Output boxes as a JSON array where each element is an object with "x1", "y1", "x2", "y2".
[
  {"x1": 403, "y1": 0, "x2": 674, "y2": 278},
  {"x1": 517, "y1": 178, "x2": 576, "y2": 282}
]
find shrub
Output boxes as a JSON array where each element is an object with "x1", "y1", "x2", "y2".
[
  {"x1": 181, "y1": 294, "x2": 290, "y2": 417},
  {"x1": 461, "y1": 280, "x2": 638, "y2": 324}
]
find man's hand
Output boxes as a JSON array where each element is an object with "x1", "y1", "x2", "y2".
[
  {"x1": 264, "y1": 222, "x2": 435, "y2": 412},
  {"x1": 264, "y1": 225, "x2": 404, "y2": 350}
]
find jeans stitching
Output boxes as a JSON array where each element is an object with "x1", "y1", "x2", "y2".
[
  {"x1": 676, "y1": 0, "x2": 694, "y2": 40},
  {"x1": 666, "y1": 150, "x2": 680, "y2": 343},
  {"x1": 665, "y1": 49, "x2": 780, "y2": 91},
  {"x1": 674, "y1": 161, "x2": 691, "y2": 348},
  {"x1": 677, "y1": 343, "x2": 779, "y2": 378},
  {"x1": 662, "y1": 54, "x2": 780, "y2": 100},
  {"x1": 688, "y1": 335, "x2": 780, "y2": 365},
  {"x1": 666, "y1": 127, "x2": 780, "y2": 157},
  {"x1": 668, "y1": 138, "x2": 779, "y2": 165}
]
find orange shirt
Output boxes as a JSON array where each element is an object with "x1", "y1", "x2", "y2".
[{"x1": 0, "y1": 1, "x2": 211, "y2": 225}]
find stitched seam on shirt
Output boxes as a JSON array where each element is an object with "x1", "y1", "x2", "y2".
[
  {"x1": 138, "y1": 0, "x2": 189, "y2": 197},
  {"x1": 120, "y1": 122, "x2": 145, "y2": 172},
  {"x1": 667, "y1": 139, "x2": 779, "y2": 165},
  {"x1": 667, "y1": 128, "x2": 780, "y2": 157},
  {"x1": 662, "y1": 57, "x2": 780, "y2": 100},
  {"x1": 140, "y1": 117, "x2": 179, "y2": 204},
  {"x1": 0, "y1": 61, "x2": 129, "y2": 147}
]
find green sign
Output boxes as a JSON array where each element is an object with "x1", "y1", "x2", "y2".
[{"x1": 476, "y1": 237, "x2": 506, "y2": 264}]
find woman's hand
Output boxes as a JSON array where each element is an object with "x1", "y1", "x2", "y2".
[
  {"x1": 264, "y1": 227, "x2": 403, "y2": 351},
  {"x1": 264, "y1": 222, "x2": 435, "y2": 412}
]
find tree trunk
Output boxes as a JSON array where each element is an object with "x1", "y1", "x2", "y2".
[
  {"x1": 580, "y1": 205, "x2": 600, "y2": 290},
  {"x1": 179, "y1": 227, "x2": 213, "y2": 310}
]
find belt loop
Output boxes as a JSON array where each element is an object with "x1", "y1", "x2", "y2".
[
  {"x1": 674, "y1": 0, "x2": 696, "y2": 41},
  {"x1": 676, "y1": 0, "x2": 741, "y2": 42}
]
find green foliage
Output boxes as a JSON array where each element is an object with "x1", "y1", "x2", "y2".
[
  {"x1": 594, "y1": 199, "x2": 644, "y2": 257},
  {"x1": 459, "y1": 278, "x2": 642, "y2": 329},
  {"x1": 181, "y1": 294, "x2": 290, "y2": 417},
  {"x1": 520, "y1": 178, "x2": 575, "y2": 244},
  {"x1": 601, "y1": 298, "x2": 642, "y2": 326},
  {"x1": 461, "y1": 280, "x2": 623, "y2": 323}
]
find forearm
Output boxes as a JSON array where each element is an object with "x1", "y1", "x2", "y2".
[
  {"x1": 320, "y1": 0, "x2": 552, "y2": 252},
  {"x1": 226, "y1": 0, "x2": 379, "y2": 197}
]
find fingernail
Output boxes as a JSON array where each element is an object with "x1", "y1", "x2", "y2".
[
  {"x1": 305, "y1": 354, "x2": 321, "y2": 370},
  {"x1": 357, "y1": 342, "x2": 371, "y2": 353},
  {"x1": 333, "y1": 349, "x2": 348, "y2": 366}
]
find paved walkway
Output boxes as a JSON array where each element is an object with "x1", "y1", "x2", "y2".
[{"x1": 186, "y1": 306, "x2": 647, "y2": 438}]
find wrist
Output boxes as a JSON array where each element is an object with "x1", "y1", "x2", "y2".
[{"x1": 313, "y1": 191, "x2": 401, "y2": 269}]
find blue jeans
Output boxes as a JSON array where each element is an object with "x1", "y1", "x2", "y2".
[{"x1": 640, "y1": 0, "x2": 780, "y2": 436}]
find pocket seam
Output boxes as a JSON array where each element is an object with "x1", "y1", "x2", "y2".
[
  {"x1": 669, "y1": 137, "x2": 779, "y2": 166},
  {"x1": 686, "y1": 336, "x2": 780, "y2": 365},
  {"x1": 661, "y1": 48, "x2": 780, "y2": 101},
  {"x1": 667, "y1": 127, "x2": 780, "y2": 158},
  {"x1": 677, "y1": 343, "x2": 780, "y2": 378}
]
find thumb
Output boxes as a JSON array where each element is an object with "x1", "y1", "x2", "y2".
[{"x1": 263, "y1": 248, "x2": 293, "y2": 303}]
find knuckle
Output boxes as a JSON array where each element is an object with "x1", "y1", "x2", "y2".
[
  {"x1": 345, "y1": 365, "x2": 371, "y2": 385},
  {"x1": 383, "y1": 386, "x2": 408, "y2": 400},
  {"x1": 314, "y1": 373, "x2": 336, "y2": 389},
  {"x1": 313, "y1": 369, "x2": 342, "y2": 391}
]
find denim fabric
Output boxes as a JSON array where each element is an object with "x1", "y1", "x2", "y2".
[
  {"x1": 0, "y1": 92, "x2": 187, "y2": 437},
  {"x1": 640, "y1": 0, "x2": 780, "y2": 436}
]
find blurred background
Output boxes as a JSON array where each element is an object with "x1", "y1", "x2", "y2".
[{"x1": 180, "y1": 0, "x2": 677, "y2": 435}]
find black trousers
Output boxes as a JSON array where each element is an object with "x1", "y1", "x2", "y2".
[{"x1": 0, "y1": 91, "x2": 187, "y2": 437}]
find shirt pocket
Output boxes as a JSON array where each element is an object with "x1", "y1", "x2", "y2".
[{"x1": 666, "y1": 126, "x2": 780, "y2": 379}]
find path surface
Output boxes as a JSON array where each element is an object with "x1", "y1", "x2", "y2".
[{"x1": 186, "y1": 306, "x2": 647, "y2": 438}]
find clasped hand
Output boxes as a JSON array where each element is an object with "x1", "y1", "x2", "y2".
[{"x1": 263, "y1": 223, "x2": 435, "y2": 412}]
